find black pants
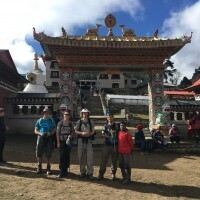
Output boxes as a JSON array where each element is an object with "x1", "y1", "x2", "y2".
[
  {"x1": 60, "y1": 140, "x2": 71, "y2": 174},
  {"x1": 170, "y1": 136, "x2": 181, "y2": 143},
  {"x1": 0, "y1": 137, "x2": 6, "y2": 162},
  {"x1": 195, "y1": 129, "x2": 200, "y2": 144}
]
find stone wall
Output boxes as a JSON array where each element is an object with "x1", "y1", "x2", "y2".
[{"x1": 108, "y1": 102, "x2": 148, "y2": 115}]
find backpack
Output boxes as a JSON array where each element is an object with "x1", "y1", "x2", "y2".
[{"x1": 78, "y1": 118, "x2": 96, "y2": 141}]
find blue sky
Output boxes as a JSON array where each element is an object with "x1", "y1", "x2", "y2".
[{"x1": 0, "y1": 0, "x2": 199, "y2": 79}]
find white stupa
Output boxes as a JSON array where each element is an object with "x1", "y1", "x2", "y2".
[{"x1": 23, "y1": 53, "x2": 48, "y2": 93}]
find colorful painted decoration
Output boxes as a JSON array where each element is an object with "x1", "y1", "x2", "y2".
[
  {"x1": 153, "y1": 107, "x2": 162, "y2": 117},
  {"x1": 153, "y1": 96, "x2": 163, "y2": 106},
  {"x1": 153, "y1": 73, "x2": 162, "y2": 82},
  {"x1": 153, "y1": 84, "x2": 163, "y2": 94},
  {"x1": 61, "y1": 96, "x2": 71, "y2": 106},
  {"x1": 60, "y1": 71, "x2": 71, "y2": 81},
  {"x1": 60, "y1": 83, "x2": 70, "y2": 94}
]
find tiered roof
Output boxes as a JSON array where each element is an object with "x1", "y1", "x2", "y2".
[{"x1": 33, "y1": 14, "x2": 192, "y2": 68}]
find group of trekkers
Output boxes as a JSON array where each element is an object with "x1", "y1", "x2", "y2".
[
  {"x1": 0, "y1": 106, "x2": 198, "y2": 184},
  {"x1": 34, "y1": 108, "x2": 133, "y2": 184}
]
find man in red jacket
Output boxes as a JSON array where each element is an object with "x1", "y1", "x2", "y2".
[{"x1": 118, "y1": 122, "x2": 134, "y2": 184}]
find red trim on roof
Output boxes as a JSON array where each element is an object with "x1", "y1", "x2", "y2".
[
  {"x1": 164, "y1": 91, "x2": 195, "y2": 95},
  {"x1": 181, "y1": 78, "x2": 200, "y2": 91}
]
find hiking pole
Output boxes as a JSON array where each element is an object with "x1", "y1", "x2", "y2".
[{"x1": 110, "y1": 129, "x2": 116, "y2": 152}]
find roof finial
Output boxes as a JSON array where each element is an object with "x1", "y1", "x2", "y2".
[
  {"x1": 104, "y1": 14, "x2": 116, "y2": 37},
  {"x1": 34, "y1": 53, "x2": 39, "y2": 70}
]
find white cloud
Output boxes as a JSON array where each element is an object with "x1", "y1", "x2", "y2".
[
  {"x1": 161, "y1": 1, "x2": 200, "y2": 79},
  {"x1": 0, "y1": 0, "x2": 144, "y2": 74}
]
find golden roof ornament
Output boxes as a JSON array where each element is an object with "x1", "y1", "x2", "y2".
[
  {"x1": 85, "y1": 24, "x2": 102, "y2": 36},
  {"x1": 119, "y1": 24, "x2": 136, "y2": 37},
  {"x1": 181, "y1": 32, "x2": 193, "y2": 43},
  {"x1": 104, "y1": 14, "x2": 116, "y2": 36}
]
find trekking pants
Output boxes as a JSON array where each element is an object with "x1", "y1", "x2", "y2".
[
  {"x1": 36, "y1": 136, "x2": 53, "y2": 158},
  {"x1": 60, "y1": 140, "x2": 71, "y2": 173},
  {"x1": 78, "y1": 139, "x2": 94, "y2": 175},
  {"x1": 118, "y1": 153, "x2": 132, "y2": 179},
  {"x1": 99, "y1": 144, "x2": 118, "y2": 175},
  {"x1": 0, "y1": 136, "x2": 6, "y2": 162}
]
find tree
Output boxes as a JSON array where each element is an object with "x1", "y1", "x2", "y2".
[
  {"x1": 163, "y1": 59, "x2": 181, "y2": 85},
  {"x1": 178, "y1": 77, "x2": 192, "y2": 89}
]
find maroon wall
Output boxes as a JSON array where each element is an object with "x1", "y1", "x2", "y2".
[{"x1": 0, "y1": 87, "x2": 9, "y2": 108}]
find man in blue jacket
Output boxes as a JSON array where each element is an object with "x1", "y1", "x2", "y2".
[{"x1": 34, "y1": 108, "x2": 56, "y2": 175}]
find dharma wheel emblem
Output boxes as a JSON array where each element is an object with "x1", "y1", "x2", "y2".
[
  {"x1": 60, "y1": 71, "x2": 71, "y2": 81},
  {"x1": 61, "y1": 96, "x2": 71, "y2": 106},
  {"x1": 153, "y1": 96, "x2": 163, "y2": 106},
  {"x1": 153, "y1": 73, "x2": 162, "y2": 82},
  {"x1": 104, "y1": 14, "x2": 116, "y2": 28},
  {"x1": 60, "y1": 83, "x2": 70, "y2": 94},
  {"x1": 153, "y1": 84, "x2": 163, "y2": 94}
]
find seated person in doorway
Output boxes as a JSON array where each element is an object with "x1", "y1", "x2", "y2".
[
  {"x1": 134, "y1": 125, "x2": 146, "y2": 154},
  {"x1": 152, "y1": 126, "x2": 168, "y2": 150},
  {"x1": 169, "y1": 124, "x2": 181, "y2": 143}
]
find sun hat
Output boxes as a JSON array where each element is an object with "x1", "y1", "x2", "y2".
[
  {"x1": 80, "y1": 108, "x2": 90, "y2": 113},
  {"x1": 42, "y1": 108, "x2": 51, "y2": 114}
]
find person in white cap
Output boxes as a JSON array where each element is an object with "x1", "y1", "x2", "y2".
[
  {"x1": 34, "y1": 108, "x2": 56, "y2": 175},
  {"x1": 75, "y1": 108, "x2": 96, "y2": 180}
]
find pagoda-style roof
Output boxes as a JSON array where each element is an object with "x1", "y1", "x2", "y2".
[
  {"x1": 33, "y1": 14, "x2": 192, "y2": 68},
  {"x1": 182, "y1": 78, "x2": 200, "y2": 92},
  {"x1": 0, "y1": 50, "x2": 28, "y2": 91}
]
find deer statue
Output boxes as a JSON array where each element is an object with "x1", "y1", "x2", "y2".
[
  {"x1": 119, "y1": 24, "x2": 136, "y2": 37},
  {"x1": 85, "y1": 24, "x2": 102, "y2": 36}
]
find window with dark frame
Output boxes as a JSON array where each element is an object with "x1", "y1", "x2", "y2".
[
  {"x1": 111, "y1": 74, "x2": 120, "y2": 79},
  {"x1": 99, "y1": 74, "x2": 109, "y2": 79},
  {"x1": 131, "y1": 80, "x2": 137, "y2": 85},
  {"x1": 50, "y1": 71, "x2": 59, "y2": 78},
  {"x1": 177, "y1": 112, "x2": 183, "y2": 120},
  {"x1": 51, "y1": 82, "x2": 59, "y2": 87},
  {"x1": 124, "y1": 80, "x2": 128, "y2": 85},
  {"x1": 31, "y1": 106, "x2": 37, "y2": 114},
  {"x1": 22, "y1": 106, "x2": 28, "y2": 115}
]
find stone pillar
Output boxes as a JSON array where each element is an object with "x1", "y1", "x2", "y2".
[
  {"x1": 148, "y1": 68, "x2": 164, "y2": 128},
  {"x1": 59, "y1": 67, "x2": 73, "y2": 114}
]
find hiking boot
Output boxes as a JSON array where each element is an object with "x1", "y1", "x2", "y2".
[
  {"x1": 88, "y1": 174, "x2": 94, "y2": 180},
  {"x1": 80, "y1": 173, "x2": 86, "y2": 178},
  {"x1": 111, "y1": 174, "x2": 117, "y2": 181},
  {"x1": 120, "y1": 178, "x2": 126, "y2": 183},
  {"x1": 122, "y1": 178, "x2": 131, "y2": 184},
  {"x1": 36, "y1": 165, "x2": 42, "y2": 174},
  {"x1": 46, "y1": 165, "x2": 51, "y2": 175},
  {"x1": 97, "y1": 174, "x2": 104, "y2": 180}
]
